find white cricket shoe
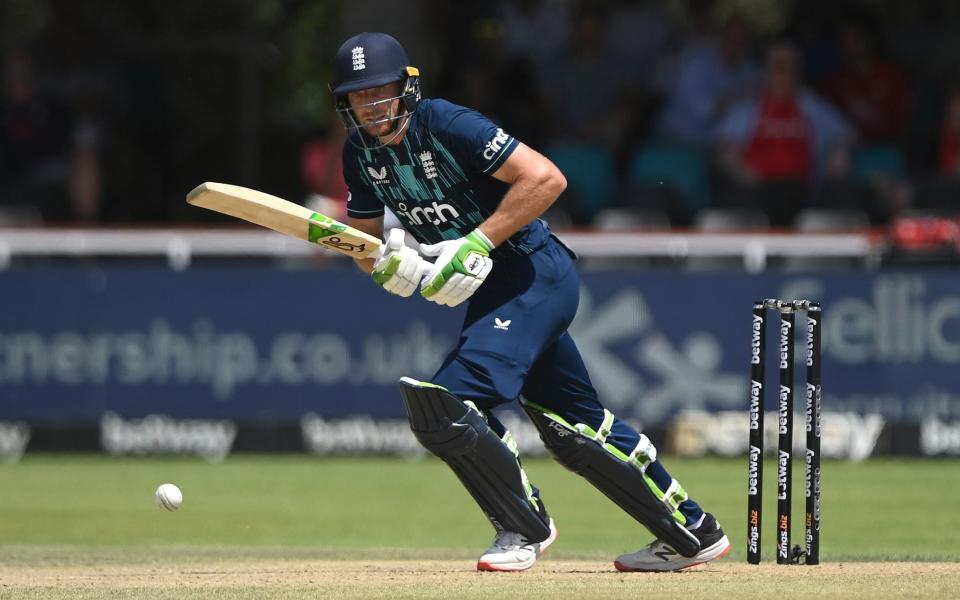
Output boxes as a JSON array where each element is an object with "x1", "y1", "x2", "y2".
[
  {"x1": 477, "y1": 519, "x2": 558, "y2": 572},
  {"x1": 614, "y1": 513, "x2": 731, "y2": 572}
]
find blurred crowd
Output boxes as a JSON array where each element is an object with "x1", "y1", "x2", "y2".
[
  {"x1": 4, "y1": 0, "x2": 960, "y2": 232},
  {"x1": 1, "y1": 49, "x2": 99, "y2": 223},
  {"x1": 419, "y1": 0, "x2": 960, "y2": 231}
]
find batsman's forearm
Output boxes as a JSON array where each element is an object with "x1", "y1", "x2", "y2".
[
  {"x1": 344, "y1": 215, "x2": 384, "y2": 274},
  {"x1": 479, "y1": 170, "x2": 566, "y2": 247}
]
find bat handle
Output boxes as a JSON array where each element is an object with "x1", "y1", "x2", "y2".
[{"x1": 386, "y1": 228, "x2": 406, "y2": 251}]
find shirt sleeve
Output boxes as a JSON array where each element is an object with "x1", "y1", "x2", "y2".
[
  {"x1": 710, "y1": 100, "x2": 757, "y2": 148},
  {"x1": 342, "y1": 146, "x2": 385, "y2": 219},
  {"x1": 431, "y1": 99, "x2": 519, "y2": 175}
]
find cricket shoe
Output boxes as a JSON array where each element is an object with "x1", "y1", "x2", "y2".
[
  {"x1": 477, "y1": 519, "x2": 558, "y2": 572},
  {"x1": 614, "y1": 513, "x2": 731, "y2": 572}
]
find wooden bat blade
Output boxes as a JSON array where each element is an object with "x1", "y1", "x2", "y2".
[{"x1": 187, "y1": 182, "x2": 380, "y2": 258}]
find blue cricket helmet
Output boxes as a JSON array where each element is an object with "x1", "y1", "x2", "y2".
[{"x1": 330, "y1": 32, "x2": 421, "y2": 149}]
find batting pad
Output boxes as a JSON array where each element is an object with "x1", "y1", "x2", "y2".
[
  {"x1": 521, "y1": 399, "x2": 701, "y2": 557},
  {"x1": 398, "y1": 377, "x2": 552, "y2": 542}
]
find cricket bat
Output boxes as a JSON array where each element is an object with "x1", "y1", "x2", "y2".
[{"x1": 186, "y1": 182, "x2": 381, "y2": 259}]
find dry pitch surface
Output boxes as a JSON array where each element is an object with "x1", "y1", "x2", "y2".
[
  {"x1": 2, "y1": 559, "x2": 959, "y2": 599},
  {"x1": 5, "y1": 457, "x2": 960, "y2": 598}
]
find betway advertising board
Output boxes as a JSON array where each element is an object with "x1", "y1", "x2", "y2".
[{"x1": 0, "y1": 267, "x2": 958, "y2": 457}]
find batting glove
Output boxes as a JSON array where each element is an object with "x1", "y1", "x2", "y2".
[
  {"x1": 419, "y1": 229, "x2": 494, "y2": 307},
  {"x1": 371, "y1": 228, "x2": 430, "y2": 298}
]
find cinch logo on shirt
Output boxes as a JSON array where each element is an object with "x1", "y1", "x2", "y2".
[
  {"x1": 482, "y1": 128, "x2": 510, "y2": 160},
  {"x1": 395, "y1": 201, "x2": 460, "y2": 226}
]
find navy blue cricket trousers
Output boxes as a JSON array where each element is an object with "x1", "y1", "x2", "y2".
[{"x1": 430, "y1": 236, "x2": 703, "y2": 524}]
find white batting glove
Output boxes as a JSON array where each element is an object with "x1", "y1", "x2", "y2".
[
  {"x1": 419, "y1": 229, "x2": 494, "y2": 307},
  {"x1": 371, "y1": 229, "x2": 430, "y2": 298}
]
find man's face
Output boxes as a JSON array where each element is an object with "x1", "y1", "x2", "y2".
[
  {"x1": 347, "y1": 82, "x2": 403, "y2": 137},
  {"x1": 767, "y1": 46, "x2": 798, "y2": 97}
]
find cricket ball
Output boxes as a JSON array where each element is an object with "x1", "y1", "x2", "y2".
[{"x1": 155, "y1": 483, "x2": 183, "y2": 511}]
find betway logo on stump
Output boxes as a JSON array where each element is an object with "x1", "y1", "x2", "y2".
[
  {"x1": 779, "y1": 318, "x2": 791, "y2": 369},
  {"x1": 749, "y1": 380, "x2": 762, "y2": 430},
  {"x1": 779, "y1": 385, "x2": 791, "y2": 434},
  {"x1": 751, "y1": 313, "x2": 763, "y2": 364},
  {"x1": 777, "y1": 449, "x2": 790, "y2": 499},
  {"x1": 747, "y1": 445, "x2": 761, "y2": 495}
]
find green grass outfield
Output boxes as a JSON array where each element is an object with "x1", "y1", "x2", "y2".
[{"x1": 1, "y1": 455, "x2": 958, "y2": 598}]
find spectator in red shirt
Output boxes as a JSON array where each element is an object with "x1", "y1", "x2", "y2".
[
  {"x1": 826, "y1": 22, "x2": 913, "y2": 144},
  {"x1": 712, "y1": 43, "x2": 853, "y2": 225}
]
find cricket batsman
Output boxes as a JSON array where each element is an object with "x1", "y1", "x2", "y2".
[{"x1": 331, "y1": 32, "x2": 730, "y2": 572}]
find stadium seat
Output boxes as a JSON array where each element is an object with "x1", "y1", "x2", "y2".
[
  {"x1": 624, "y1": 143, "x2": 709, "y2": 214},
  {"x1": 693, "y1": 208, "x2": 770, "y2": 232},
  {"x1": 783, "y1": 208, "x2": 872, "y2": 271},
  {"x1": 593, "y1": 207, "x2": 670, "y2": 231},
  {"x1": 793, "y1": 208, "x2": 870, "y2": 232},
  {"x1": 851, "y1": 144, "x2": 906, "y2": 182},
  {"x1": 545, "y1": 143, "x2": 618, "y2": 221},
  {"x1": 684, "y1": 209, "x2": 771, "y2": 271},
  {"x1": 581, "y1": 208, "x2": 670, "y2": 270}
]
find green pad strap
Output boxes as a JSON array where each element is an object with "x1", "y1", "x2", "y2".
[
  {"x1": 576, "y1": 408, "x2": 614, "y2": 443},
  {"x1": 663, "y1": 479, "x2": 690, "y2": 514},
  {"x1": 627, "y1": 434, "x2": 658, "y2": 471},
  {"x1": 499, "y1": 430, "x2": 539, "y2": 511},
  {"x1": 501, "y1": 430, "x2": 519, "y2": 457},
  {"x1": 639, "y1": 476, "x2": 688, "y2": 526}
]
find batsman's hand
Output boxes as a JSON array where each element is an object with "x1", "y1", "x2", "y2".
[
  {"x1": 419, "y1": 229, "x2": 494, "y2": 307},
  {"x1": 371, "y1": 229, "x2": 430, "y2": 298}
]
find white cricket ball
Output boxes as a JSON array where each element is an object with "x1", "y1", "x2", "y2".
[{"x1": 155, "y1": 483, "x2": 183, "y2": 511}]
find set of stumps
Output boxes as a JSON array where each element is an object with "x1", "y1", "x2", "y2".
[{"x1": 747, "y1": 299, "x2": 821, "y2": 565}]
